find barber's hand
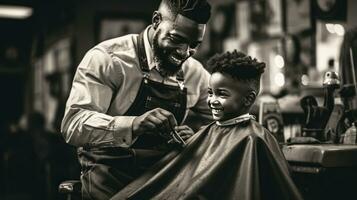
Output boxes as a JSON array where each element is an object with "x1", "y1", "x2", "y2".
[
  {"x1": 132, "y1": 108, "x2": 177, "y2": 137},
  {"x1": 174, "y1": 125, "x2": 194, "y2": 141}
]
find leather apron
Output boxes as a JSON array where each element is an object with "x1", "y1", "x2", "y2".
[{"x1": 78, "y1": 31, "x2": 187, "y2": 200}]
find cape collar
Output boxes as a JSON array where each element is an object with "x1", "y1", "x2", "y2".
[{"x1": 216, "y1": 113, "x2": 255, "y2": 127}]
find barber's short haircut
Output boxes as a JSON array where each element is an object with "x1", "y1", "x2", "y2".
[
  {"x1": 207, "y1": 50, "x2": 266, "y2": 93},
  {"x1": 161, "y1": 0, "x2": 211, "y2": 24}
]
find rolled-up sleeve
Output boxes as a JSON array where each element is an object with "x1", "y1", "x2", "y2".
[{"x1": 61, "y1": 47, "x2": 135, "y2": 147}]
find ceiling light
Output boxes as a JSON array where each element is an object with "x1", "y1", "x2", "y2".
[
  {"x1": 274, "y1": 55, "x2": 285, "y2": 69},
  {"x1": 274, "y1": 73, "x2": 285, "y2": 87},
  {"x1": 0, "y1": 5, "x2": 33, "y2": 19}
]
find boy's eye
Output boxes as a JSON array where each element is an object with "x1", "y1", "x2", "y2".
[
  {"x1": 207, "y1": 89, "x2": 213, "y2": 95},
  {"x1": 218, "y1": 91, "x2": 229, "y2": 97}
]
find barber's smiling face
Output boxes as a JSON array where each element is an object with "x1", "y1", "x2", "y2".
[
  {"x1": 152, "y1": 13, "x2": 205, "y2": 75},
  {"x1": 207, "y1": 72, "x2": 249, "y2": 122}
]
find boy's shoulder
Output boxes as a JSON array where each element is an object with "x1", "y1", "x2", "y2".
[
  {"x1": 232, "y1": 119, "x2": 276, "y2": 142},
  {"x1": 244, "y1": 119, "x2": 283, "y2": 152}
]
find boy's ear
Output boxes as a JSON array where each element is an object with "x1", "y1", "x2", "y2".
[
  {"x1": 152, "y1": 11, "x2": 162, "y2": 29},
  {"x1": 244, "y1": 91, "x2": 257, "y2": 107}
]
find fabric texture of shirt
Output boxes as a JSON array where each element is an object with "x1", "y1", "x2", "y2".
[{"x1": 61, "y1": 26, "x2": 211, "y2": 148}]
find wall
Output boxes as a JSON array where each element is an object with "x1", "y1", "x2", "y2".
[
  {"x1": 347, "y1": 0, "x2": 357, "y2": 29},
  {"x1": 73, "y1": 0, "x2": 160, "y2": 65}
]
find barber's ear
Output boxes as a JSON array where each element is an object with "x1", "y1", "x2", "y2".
[
  {"x1": 152, "y1": 11, "x2": 162, "y2": 29},
  {"x1": 244, "y1": 91, "x2": 257, "y2": 107}
]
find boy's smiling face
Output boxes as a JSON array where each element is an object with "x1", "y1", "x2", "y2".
[{"x1": 207, "y1": 72, "x2": 251, "y2": 122}]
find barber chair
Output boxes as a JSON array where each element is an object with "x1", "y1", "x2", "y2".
[
  {"x1": 283, "y1": 144, "x2": 357, "y2": 200},
  {"x1": 58, "y1": 180, "x2": 81, "y2": 200},
  {"x1": 297, "y1": 71, "x2": 340, "y2": 142}
]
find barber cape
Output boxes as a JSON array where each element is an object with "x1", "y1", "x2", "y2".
[{"x1": 111, "y1": 116, "x2": 303, "y2": 200}]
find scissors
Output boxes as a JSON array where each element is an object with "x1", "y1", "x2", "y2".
[{"x1": 167, "y1": 122, "x2": 186, "y2": 147}]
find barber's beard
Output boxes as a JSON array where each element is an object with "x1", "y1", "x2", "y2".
[{"x1": 152, "y1": 31, "x2": 183, "y2": 77}]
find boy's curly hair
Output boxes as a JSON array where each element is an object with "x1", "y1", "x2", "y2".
[{"x1": 207, "y1": 50, "x2": 266, "y2": 93}]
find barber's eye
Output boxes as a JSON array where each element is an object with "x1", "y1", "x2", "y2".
[
  {"x1": 189, "y1": 42, "x2": 200, "y2": 49},
  {"x1": 168, "y1": 36, "x2": 181, "y2": 44},
  {"x1": 168, "y1": 37, "x2": 176, "y2": 42}
]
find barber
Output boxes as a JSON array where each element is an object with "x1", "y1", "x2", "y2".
[{"x1": 61, "y1": 0, "x2": 212, "y2": 199}]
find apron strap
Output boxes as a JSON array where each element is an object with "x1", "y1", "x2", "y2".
[
  {"x1": 176, "y1": 70, "x2": 184, "y2": 82},
  {"x1": 137, "y1": 31, "x2": 150, "y2": 73}
]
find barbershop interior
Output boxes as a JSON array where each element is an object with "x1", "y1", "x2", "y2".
[{"x1": 0, "y1": 0, "x2": 357, "y2": 199}]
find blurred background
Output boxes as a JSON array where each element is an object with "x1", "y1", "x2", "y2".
[{"x1": 0, "y1": 0, "x2": 356, "y2": 199}]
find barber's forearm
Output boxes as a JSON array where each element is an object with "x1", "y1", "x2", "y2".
[{"x1": 61, "y1": 108, "x2": 136, "y2": 147}]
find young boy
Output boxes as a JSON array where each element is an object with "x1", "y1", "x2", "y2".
[{"x1": 111, "y1": 50, "x2": 302, "y2": 200}]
